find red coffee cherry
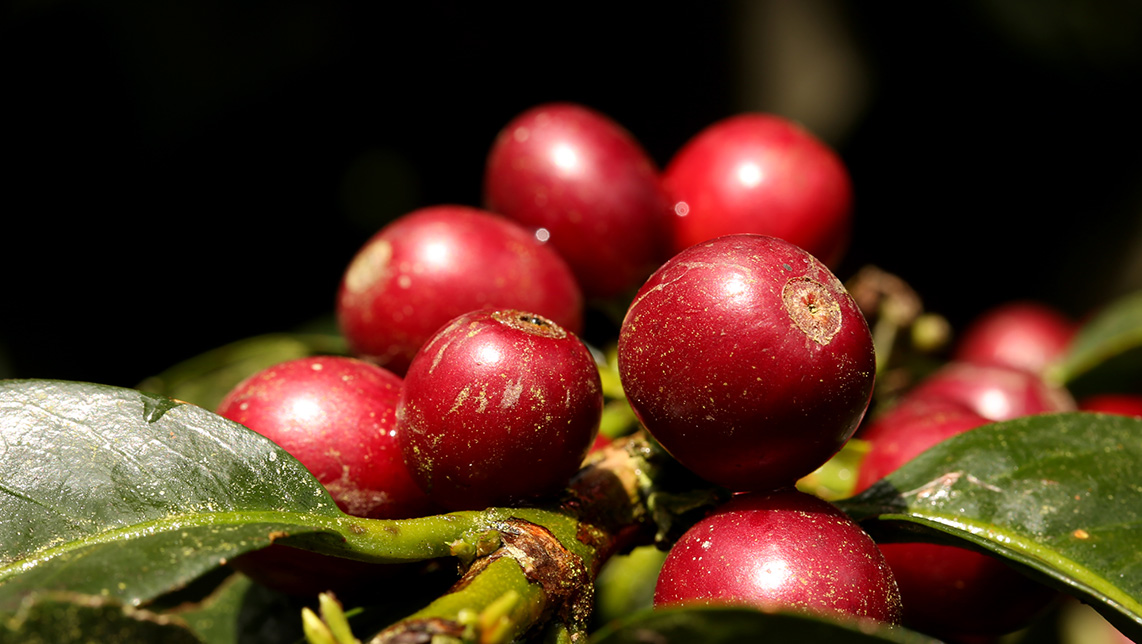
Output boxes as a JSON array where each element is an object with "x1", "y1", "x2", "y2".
[
  {"x1": 855, "y1": 393, "x2": 1059, "y2": 639},
  {"x1": 854, "y1": 396, "x2": 991, "y2": 481},
  {"x1": 397, "y1": 308, "x2": 603, "y2": 511},
  {"x1": 617, "y1": 234, "x2": 875, "y2": 492},
  {"x1": 905, "y1": 361, "x2": 1075, "y2": 422},
  {"x1": 1079, "y1": 393, "x2": 1142, "y2": 418},
  {"x1": 484, "y1": 102, "x2": 671, "y2": 300},
  {"x1": 663, "y1": 113, "x2": 853, "y2": 267},
  {"x1": 217, "y1": 355, "x2": 433, "y2": 520},
  {"x1": 336, "y1": 204, "x2": 584, "y2": 375},
  {"x1": 654, "y1": 488, "x2": 902, "y2": 625},
  {"x1": 953, "y1": 300, "x2": 1076, "y2": 375},
  {"x1": 216, "y1": 355, "x2": 437, "y2": 595}
]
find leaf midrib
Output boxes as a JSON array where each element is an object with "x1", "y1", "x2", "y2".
[
  {"x1": 0, "y1": 508, "x2": 342, "y2": 582},
  {"x1": 879, "y1": 510, "x2": 1142, "y2": 621}
]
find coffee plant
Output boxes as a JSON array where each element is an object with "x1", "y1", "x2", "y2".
[{"x1": 2, "y1": 104, "x2": 1141, "y2": 644}]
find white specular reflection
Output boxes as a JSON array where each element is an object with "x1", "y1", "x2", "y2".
[
  {"x1": 551, "y1": 144, "x2": 579, "y2": 172},
  {"x1": 978, "y1": 390, "x2": 1011, "y2": 420},
  {"x1": 289, "y1": 397, "x2": 324, "y2": 425},
  {"x1": 750, "y1": 558, "x2": 792, "y2": 591},
  {"x1": 736, "y1": 162, "x2": 764, "y2": 188},
  {"x1": 476, "y1": 343, "x2": 503, "y2": 366},
  {"x1": 421, "y1": 241, "x2": 450, "y2": 266},
  {"x1": 722, "y1": 273, "x2": 749, "y2": 298}
]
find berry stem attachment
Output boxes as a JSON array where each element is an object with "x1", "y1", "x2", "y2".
[{"x1": 296, "y1": 431, "x2": 721, "y2": 644}]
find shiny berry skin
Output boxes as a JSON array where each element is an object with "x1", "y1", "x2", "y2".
[
  {"x1": 336, "y1": 205, "x2": 584, "y2": 375},
  {"x1": 855, "y1": 396, "x2": 1058, "y2": 639},
  {"x1": 654, "y1": 488, "x2": 902, "y2": 624},
  {"x1": 484, "y1": 102, "x2": 671, "y2": 300},
  {"x1": 217, "y1": 355, "x2": 434, "y2": 520},
  {"x1": 662, "y1": 113, "x2": 853, "y2": 266},
  {"x1": 855, "y1": 396, "x2": 991, "y2": 492},
  {"x1": 216, "y1": 356, "x2": 437, "y2": 595},
  {"x1": 1079, "y1": 393, "x2": 1142, "y2": 417},
  {"x1": 953, "y1": 301, "x2": 1076, "y2": 375},
  {"x1": 397, "y1": 308, "x2": 602, "y2": 510},
  {"x1": 617, "y1": 234, "x2": 875, "y2": 492},
  {"x1": 905, "y1": 361, "x2": 1076, "y2": 422}
]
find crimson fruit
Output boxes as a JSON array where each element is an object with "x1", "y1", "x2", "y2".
[
  {"x1": 217, "y1": 355, "x2": 433, "y2": 520},
  {"x1": 855, "y1": 396, "x2": 991, "y2": 491},
  {"x1": 905, "y1": 361, "x2": 1076, "y2": 422},
  {"x1": 1079, "y1": 393, "x2": 1142, "y2": 417},
  {"x1": 216, "y1": 355, "x2": 437, "y2": 595},
  {"x1": 617, "y1": 234, "x2": 875, "y2": 492},
  {"x1": 953, "y1": 300, "x2": 1076, "y2": 375},
  {"x1": 484, "y1": 102, "x2": 670, "y2": 300},
  {"x1": 855, "y1": 394, "x2": 1058, "y2": 639},
  {"x1": 336, "y1": 204, "x2": 584, "y2": 375},
  {"x1": 662, "y1": 113, "x2": 853, "y2": 266},
  {"x1": 397, "y1": 308, "x2": 603, "y2": 510},
  {"x1": 653, "y1": 488, "x2": 902, "y2": 624}
]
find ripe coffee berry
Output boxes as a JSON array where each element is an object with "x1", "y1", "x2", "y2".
[
  {"x1": 953, "y1": 300, "x2": 1076, "y2": 375},
  {"x1": 484, "y1": 102, "x2": 670, "y2": 301},
  {"x1": 1079, "y1": 393, "x2": 1142, "y2": 417},
  {"x1": 397, "y1": 308, "x2": 603, "y2": 511},
  {"x1": 336, "y1": 204, "x2": 584, "y2": 375},
  {"x1": 618, "y1": 234, "x2": 875, "y2": 492},
  {"x1": 855, "y1": 396, "x2": 1058, "y2": 639},
  {"x1": 662, "y1": 113, "x2": 853, "y2": 266},
  {"x1": 654, "y1": 488, "x2": 902, "y2": 624},
  {"x1": 217, "y1": 355, "x2": 433, "y2": 520},
  {"x1": 216, "y1": 356, "x2": 437, "y2": 594},
  {"x1": 854, "y1": 396, "x2": 990, "y2": 490},
  {"x1": 905, "y1": 361, "x2": 1076, "y2": 422}
]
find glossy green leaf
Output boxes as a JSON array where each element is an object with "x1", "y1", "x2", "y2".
[
  {"x1": 0, "y1": 592, "x2": 205, "y2": 644},
  {"x1": 0, "y1": 379, "x2": 352, "y2": 609},
  {"x1": 0, "y1": 379, "x2": 476, "y2": 612},
  {"x1": 1052, "y1": 290, "x2": 1142, "y2": 393},
  {"x1": 588, "y1": 606, "x2": 939, "y2": 643},
  {"x1": 837, "y1": 412, "x2": 1142, "y2": 641},
  {"x1": 136, "y1": 332, "x2": 348, "y2": 411}
]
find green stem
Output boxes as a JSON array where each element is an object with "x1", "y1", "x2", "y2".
[
  {"x1": 369, "y1": 557, "x2": 545, "y2": 644},
  {"x1": 345, "y1": 431, "x2": 716, "y2": 643},
  {"x1": 277, "y1": 511, "x2": 497, "y2": 564}
]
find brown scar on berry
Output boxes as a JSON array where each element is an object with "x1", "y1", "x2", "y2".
[
  {"x1": 493, "y1": 309, "x2": 568, "y2": 339},
  {"x1": 782, "y1": 276, "x2": 842, "y2": 345}
]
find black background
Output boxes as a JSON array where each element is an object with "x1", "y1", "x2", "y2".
[{"x1": 5, "y1": 1, "x2": 1142, "y2": 388}]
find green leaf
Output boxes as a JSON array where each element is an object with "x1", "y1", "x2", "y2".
[
  {"x1": 136, "y1": 332, "x2": 348, "y2": 411},
  {"x1": 1052, "y1": 290, "x2": 1142, "y2": 393},
  {"x1": 0, "y1": 379, "x2": 350, "y2": 608},
  {"x1": 591, "y1": 544, "x2": 667, "y2": 628},
  {"x1": 837, "y1": 412, "x2": 1142, "y2": 641},
  {"x1": 587, "y1": 606, "x2": 940, "y2": 643},
  {"x1": 0, "y1": 591, "x2": 205, "y2": 644},
  {"x1": 0, "y1": 380, "x2": 478, "y2": 611}
]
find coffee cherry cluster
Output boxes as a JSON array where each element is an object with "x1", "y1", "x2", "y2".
[
  {"x1": 850, "y1": 301, "x2": 1079, "y2": 639},
  {"x1": 216, "y1": 101, "x2": 907, "y2": 626}
]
